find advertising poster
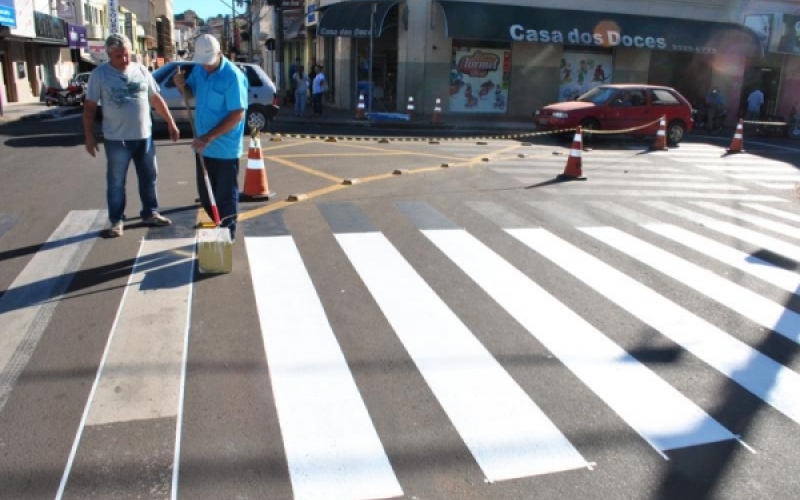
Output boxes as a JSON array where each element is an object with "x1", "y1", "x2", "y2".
[
  {"x1": 558, "y1": 52, "x2": 613, "y2": 102},
  {"x1": 449, "y1": 46, "x2": 511, "y2": 114},
  {"x1": 10, "y1": 0, "x2": 34, "y2": 38},
  {"x1": 744, "y1": 14, "x2": 772, "y2": 55},
  {"x1": 776, "y1": 14, "x2": 800, "y2": 55}
]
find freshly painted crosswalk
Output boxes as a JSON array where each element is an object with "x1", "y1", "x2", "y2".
[
  {"x1": 2, "y1": 192, "x2": 800, "y2": 500},
  {"x1": 488, "y1": 141, "x2": 800, "y2": 197}
]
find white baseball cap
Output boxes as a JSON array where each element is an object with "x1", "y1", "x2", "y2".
[{"x1": 193, "y1": 35, "x2": 220, "y2": 65}]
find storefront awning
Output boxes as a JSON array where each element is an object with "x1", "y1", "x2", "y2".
[
  {"x1": 436, "y1": 1, "x2": 763, "y2": 57},
  {"x1": 318, "y1": 0, "x2": 400, "y2": 38}
]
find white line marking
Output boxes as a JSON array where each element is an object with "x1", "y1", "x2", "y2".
[
  {"x1": 508, "y1": 228, "x2": 800, "y2": 425},
  {"x1": 728, "y1": 174, "x2": 800, "y2": 181},
  {"x1": 245, "y1": 236, "x2": 402, "y2": 500},
  {"x1": 336, "y1": 231, "x2": 588, "y2": 481},
  {"x1": 86, "y1": 239, "x2": 195, "y2": 424},
  {"x1": 55, "y1": 238, "x2": 195, "y2": 500},
  {"x1": 581, "y1": 227, "x2": 800, "y2": 344},
  {"x1": 424, "y1": 229, "x2": 735, "y2": 453},
  {"x1": 646, "y1": 202, "x2": 800, "y2": 262},
  {"x1": 642, "y1": 224, "x2": 800, "y2": 295},
  {"x1": 0, "y1": 210, "x2": 105, "y2": 411},
  {"x1": 742, "y1": 204, "x2": 800, "y2": 223},
  {"x1": 547, "y1": 190, "x2": 786, "y2": 201},
  {"x1": 691, "y1": 202, "x2": 800, "y2": 240}
]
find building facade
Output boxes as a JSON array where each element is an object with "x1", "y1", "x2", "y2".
[
  {"x1": 1, "y1": 0, "x2": 175, "y2": 104},
  {"x1": 303, "y1": 0, "x2": 800, "y2": 122}
]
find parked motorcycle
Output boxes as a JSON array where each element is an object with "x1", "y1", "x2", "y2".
[
  {"x1": 692, "y1": 103, "x2": 727, "y2": 134},
  {"x1": 44, "y1": 79, "x2": 85, "y2": 106}
]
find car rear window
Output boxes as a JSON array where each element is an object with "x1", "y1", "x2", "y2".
[
  {"x1": 236, "y1": 65, "x2": 261, "y2": 88},
  {"x1": 650, "y1": 89, "x2": 681, "y2": 106},
  {"x1": 156, "y1": 64, "x2": 197, "y2": 88}
]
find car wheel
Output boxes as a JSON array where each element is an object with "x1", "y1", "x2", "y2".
[
  {"x1": 667, "y1": 120, "x2": 686, "y2": 144},
  {"x1": 246, "y1": 104, "x2": 270, "y2": 133},
  {"x1": 579, "y1": 118, "x2": 600, "y2": 141}
]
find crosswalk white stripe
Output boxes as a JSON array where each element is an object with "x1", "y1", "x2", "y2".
[
  {"x1": 646, "y1": 202, "x2": 800, "y2": 262},
  {"x1": 245, "y1": 236, "x2": 402, "y2": 500},
  {"x1": 545, "y1": 190, "x2": 785, "y2": 201},
  {"x1": 691, "y1": 202, "x2": 800, "y2": 239},
  {"x1": 755, "y1": 183, "x2": 797, "y2": 190},
  {"x1": 742, "y1": 203, "x2": 800, "y2": 223},
  {"x1": 0, "y1": 209, "x2": 105, "y2": 412},
  {"x1": 692, "y1": 166, "x2": 798, "y2": 172},
  {"x1": 85, "y1": 238, "x2": 196, "y2": 425},
  {"x1": 56, "y1": 237, "x2": 195, "y2": 500},
  {"x1": 336, "y1": 231, "x2": 588, "y2": 481},
  {"x1": 515, "y1": 179, "x2": 746, "y2": 190},
  {"x1": 728, "y1": 174, "x2": 800, "y2": 181},
  {"x1": 587, "y1": 201, "x2": 800, "y2": 294},
  {"x1": 581, "y1": 227, "x2": 800, "y2": 344},
  {"x1": 645, "y1": 224, "x2": 800, "y2": 295},
  {"x1": 423, "y1": 229, "x2": 735, "y2": 453},
  {"x1": 508, "y1": 228, "x2": 800, "y2": 425}
]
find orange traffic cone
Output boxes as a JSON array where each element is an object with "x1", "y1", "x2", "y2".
[
  {"x1": 727, "y1": 119, "x2": 745, "y2": 153},
  {"x1": 406, "y1": 96, "x2": 415, "y2": 118},
  {"x1": 432, "y1": 97, "x2": 442, "y2": 123},
  {"x1": 651, "y1": 115, "x2": 668, "y2": 150},
  {"x1": 241, "y1": 133, "x2": 276, "y2": 200},
  {"x1": 355, "y1": 93, "x2": 366, "y2": 119},
  {"x1": 557, "y1": 127, "x2": 587, "y2": 181}
]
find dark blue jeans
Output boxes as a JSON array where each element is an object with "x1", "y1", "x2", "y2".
[
  {"x1": 104, "y1": 137, "x2": 160, "y2": 224},
  {"x1": 312, "y1": 92, "x2": 323, "y2": 115},
  {"x1": 195, "y1": 155, "x2": 239, "y2": 239}
]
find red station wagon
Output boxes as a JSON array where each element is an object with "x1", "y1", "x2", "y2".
[{"x1": 534, "y1": 84, "x2": 694, "y2": 144}]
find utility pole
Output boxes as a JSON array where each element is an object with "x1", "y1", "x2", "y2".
[{"x1": 266, "y1": 0, "x2": 283, "y2": 91}]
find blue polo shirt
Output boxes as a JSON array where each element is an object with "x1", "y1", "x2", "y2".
[{"x1": 186, "y1": 57, "x2": 248, "y2": 159}]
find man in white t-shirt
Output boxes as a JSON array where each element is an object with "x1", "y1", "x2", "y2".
[
  {"x1": 746, "y1": 88, "x2": 764, "y2": 121},
  {"x1": 83, "y1": 33, "x2": 179, "y2": 237},
  {"x1": 311, "y1": 65, "x2": 327, "y2": 116}
]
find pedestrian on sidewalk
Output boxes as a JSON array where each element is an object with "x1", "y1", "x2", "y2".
[
  {"x1": 288, "y1": 57, "x2": 301, "y2": 105},
  {"x1": 745, "y1": 88, "x2": 764, "y2": 121},
  {"x1": 312, "y1": 65, "x2": 327, "y2": 116},
  {"x1": 82, "y1": 33, "x2": 179, "y2": 238},
  {"x1": 293, "y1": 65, "x2": 309, "y2": 116},
  {"x1": 173, "y1": 34, "x2": 248, "y2": 242}
]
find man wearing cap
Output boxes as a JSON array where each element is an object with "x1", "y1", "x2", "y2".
[
  {"x1": 83, "y1": 33, "x2": 180, "y2": 238},
  {"x1": 174, "y1": 34, "x2": 248, "y2": 242}
]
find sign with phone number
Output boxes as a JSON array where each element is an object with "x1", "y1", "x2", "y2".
[{"x1": 670, "y1": 45, "x2": 718, "y2": 54}]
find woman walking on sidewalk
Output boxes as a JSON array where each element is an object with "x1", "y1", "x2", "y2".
[{"x1": 293, "y1": 66, "x2": 309, "y2": 117}]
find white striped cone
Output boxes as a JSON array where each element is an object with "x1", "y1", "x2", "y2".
[
  {"x1": 557, "y1": 127, "x2": 585, "y2": 180},
  {"x1": 727, "y1": 119, "x2": 744, "y2": 153},
  {"x1": 432, "y1": 97, "x2": 442, "y2": 123},
  {"x1": 242, "y1": 136, "x2": 274, "y2": 199},
  {"x1": 406, "y1": 96, "x2": 415, "y2": 117},
  {"x1": 355, "y1": 93, "x2": 366, "y2": 119},
  {"x1": 652, "y1": 116, "x2": 668, "y2": 150}
]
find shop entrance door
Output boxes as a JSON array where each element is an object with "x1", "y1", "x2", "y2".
[{"x1": 740, "y1": 66, "x2": 781, "y2": 118}]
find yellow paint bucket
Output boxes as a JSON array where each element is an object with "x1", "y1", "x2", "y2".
[{"x1": 197, "y1": 227, "x2": 233, "y2": 274}]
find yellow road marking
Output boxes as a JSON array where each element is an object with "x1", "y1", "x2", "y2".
[
  {"x1": 236, "y1": 140, "x2": 526, "y2": 221},
  {"x1": 269, "y1": 156, "x2": 343, "y2": 182}
]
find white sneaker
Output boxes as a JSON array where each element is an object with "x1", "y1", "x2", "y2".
[{"x1": 107, "y1": 220, "x2": 123, "y2": 237}]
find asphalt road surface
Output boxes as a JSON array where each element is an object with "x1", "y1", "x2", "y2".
[{"x1": 1, "y1": 114, "x2": 800, "y2": 500}]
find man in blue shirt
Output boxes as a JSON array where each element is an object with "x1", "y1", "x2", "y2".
[{"x1": 174, "y1": 34, "x2": 248, "y2": 241}]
